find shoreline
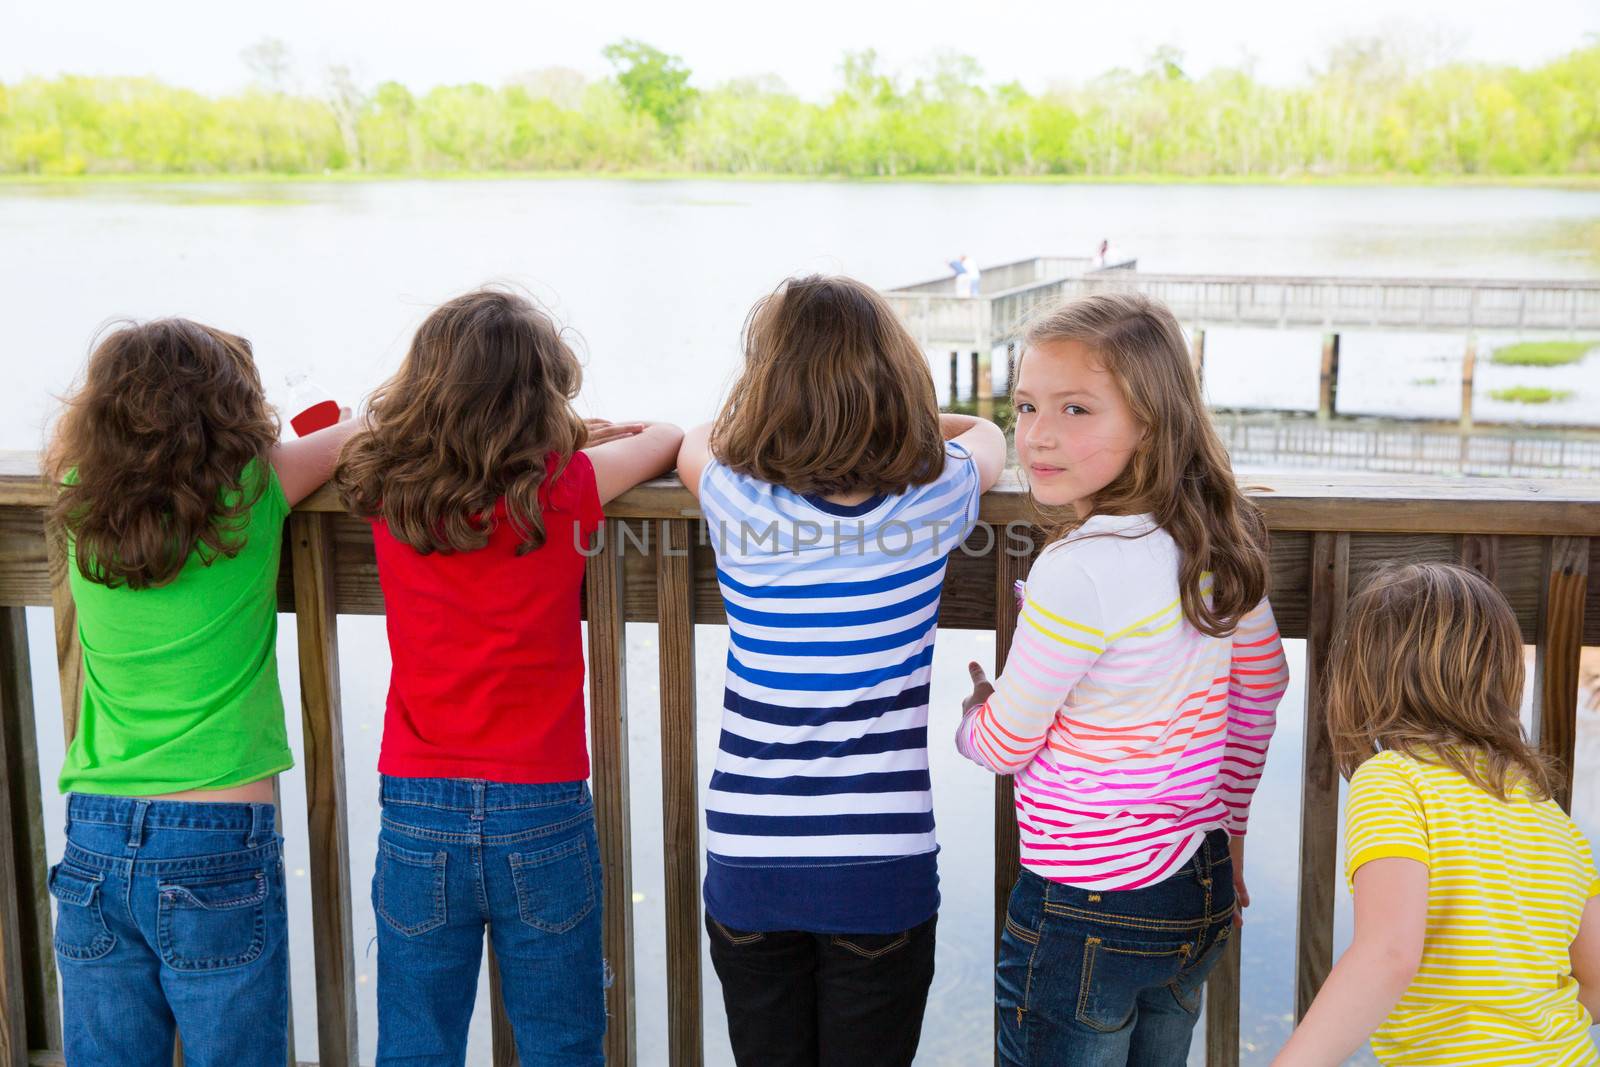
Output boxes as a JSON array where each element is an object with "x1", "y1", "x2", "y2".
[{"x1": 3, "y1": 171, "x2": 1600, "y2": 191}]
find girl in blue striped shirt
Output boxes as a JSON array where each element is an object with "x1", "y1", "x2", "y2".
[{"x1": 677, "y1": 274, "x2": 1007, "y2": 1067}]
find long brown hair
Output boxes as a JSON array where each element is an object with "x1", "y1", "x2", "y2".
[
  {"x1": 711, "y1": 274, "x2": 945, "y2": 496},
  {"x1": 335, "y1": 287, "x2": 587, "y2": 555},
  {"x1": 1022, "y1": 292, "x2": 1267, "y2": 637},
  {"x1": 45, "y1": 319, "x2": 279, "y2": 590},
  {"x1": 1327, "y1": 562, "x2": 1554, "y2": 801}
]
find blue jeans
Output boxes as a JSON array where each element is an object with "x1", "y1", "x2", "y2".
[
  {"x1": 373, "y1": 776, "x2": 606, "y2": 1066},
  {"x1": 50, "y1": 794, "x2": 288, "y2": 1067},
  {"x1": 996, "y1": 829, "x2": 1236, "y2": 1067}
]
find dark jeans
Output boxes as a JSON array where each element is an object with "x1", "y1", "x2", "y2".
[
  {"x1": 51, "y1": 794, "x2": 288, "y2": 1067},
  {"x1": 373, "y1": 776, "x2": 605, "y2": 1067},
  {"x1": 705, "y1": 912, "x2": 937, "y2": 1067},
  {"x1": 996, "y1": 829, "x2": 1236, "y2": 1067}
]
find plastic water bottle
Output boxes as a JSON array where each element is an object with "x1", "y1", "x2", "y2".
[{"x1": 285, "y1": 373, "x2": 341, "y2": 437}]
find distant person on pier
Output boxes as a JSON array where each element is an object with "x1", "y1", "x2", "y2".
[
  {"x1": 948, "y1": 253, "x2": 981, "y2": 297},
  {"x1": 1093, "y1": 238, "x2": 1110, "y2": 268}
]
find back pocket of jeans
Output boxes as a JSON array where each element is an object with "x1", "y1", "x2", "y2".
[
  {"x1": 1076, "y1": 935, "x2": 1193, "y2": 1033},
  {"x1": 376, "y1": 838, "x2": 446, "y2": 937},
  {"x1": 156, "y1": 869, "x2": 269, "y2": 972},
  {"x1": 48, "y1": 862, "x2": 115, "y2": 962},
  {"x1": 509, "y1": 837, "x2": 595, "y2": 934}
]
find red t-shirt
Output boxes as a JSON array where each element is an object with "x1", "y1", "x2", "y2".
[{"x1": 371, "y1": 452, "x2": 602, "y2": 783}]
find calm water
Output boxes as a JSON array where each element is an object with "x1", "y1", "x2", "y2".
[{"x1": 4, "y1": 179, "x2": 1599, "y2": 1064}]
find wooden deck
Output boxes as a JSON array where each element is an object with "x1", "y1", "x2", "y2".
[{"x1": 2, "y1": 460, "x2": 1598, "y2": 1065}]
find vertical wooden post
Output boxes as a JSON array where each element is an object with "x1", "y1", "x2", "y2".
[
  {"x1": 992, "y1": 539, "x2": 1028, "y2": 1060},
  {"x1": 1296, "y1": 532, "x2": 1349, "y2": 1021},
  {"x1": 1190, "y1": 327, "x2": 1206, "y2": 394},
  {"x1": 1317, "y1": 333, "x2": 1340, "y2": 420},
  {"x1": 0, "y1": 606, "x2": 61, "y2": 1056},
  {"x1": 586, "y1": 520, "x2": 635, "y2": 1066},
  {"x1": 656, "y1": 520, "x2": 702, "y2": 1067},
  {"x1": 949, "y1": 352, "x2": 959, "y2": 408},
  {"x1": 45, "y1": 523, "x2": 83, "y2": 743},
  {"x1": 0, "y1": 615, "x2": 31, "y2": 1066},
  {"x1": 289, "y1": 513, "x2": 358, "y2": 1067},
  {"x1": 1533, "y1": 537, "x2": 1589, "y2": 812},
  {"x1": 1460, "y1": 336, "x2": 1477, "y2": 431},
  {"x1": 1203, "y1": 933, "x2": 1241, "y2": 1067}
]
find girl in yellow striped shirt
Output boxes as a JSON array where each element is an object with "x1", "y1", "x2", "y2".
[{"x1": 1275, "y1": 562, "x2": 1600, "y2": 1067}]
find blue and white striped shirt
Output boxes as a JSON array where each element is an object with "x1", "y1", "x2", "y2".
[{"x1": 698, "y1": 441, "x2": 983, "y2": 933}]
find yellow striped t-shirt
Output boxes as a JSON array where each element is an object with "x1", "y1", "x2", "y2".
[{"x1": 1345, "y1": 750, "x2": 1600, "y2": 1066}]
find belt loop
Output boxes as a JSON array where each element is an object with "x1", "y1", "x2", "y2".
[
  {"x1": 472, "y1": 781, "x2": 486, "y2": 821},
  {"x1": 247, "y1": 803, "x2": 272, "y2": 848},
  {"x1": 127, "y1": 799, "x2": 150, "y2": 851}
]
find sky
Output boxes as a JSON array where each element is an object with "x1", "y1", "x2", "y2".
[{"x1": 1, "y1": 0, "x2": 1594, "y2": 99}]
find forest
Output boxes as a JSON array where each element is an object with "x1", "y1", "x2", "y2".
[{"x1": 2, "y1": 36, "x2": 1596, "y2": 178}]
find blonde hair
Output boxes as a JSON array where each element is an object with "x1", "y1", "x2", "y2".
[
  {"x1": 711, "y1": 275, "x2": 945, "y2": 496},
  {"x1": 1021, "y1": 292, "x2": 1268, "y2": 637},
  {"x1": 1326, "y1": 562, "x2": 1554, "y2": 801}
]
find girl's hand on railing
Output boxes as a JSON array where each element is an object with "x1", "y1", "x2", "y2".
[
  {"x1": 1230, "y1": 834, "x2": 1249, "y2": 927},
  {"x1": 584, "y1": 418, "x2": 648, "y2": 447},
  {"x1": 963, "y1": 662, "x2": 994, "y2": 715}
]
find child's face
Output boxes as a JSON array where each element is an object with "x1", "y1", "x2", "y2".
[{"x1": 1013, "y1": 338, "x2": 1142, "y2": 518}]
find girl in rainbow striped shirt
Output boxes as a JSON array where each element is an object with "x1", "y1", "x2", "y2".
[{"x1": 955, "y1": 292, "x2": 1289, "y2": 1066}]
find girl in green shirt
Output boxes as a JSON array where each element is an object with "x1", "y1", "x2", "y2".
[{"x1": 45, "y1": 317, "x2": 359, "y2": 1066}]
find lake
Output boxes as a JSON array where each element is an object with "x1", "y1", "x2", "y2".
[{"x1": 3, "y1": 177, "x2": 1598, "y2": 1064}]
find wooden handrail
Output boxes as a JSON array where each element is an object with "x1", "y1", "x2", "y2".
[{"x1": 1, "y1": 455, "x2": 1596, "y2": 1065}]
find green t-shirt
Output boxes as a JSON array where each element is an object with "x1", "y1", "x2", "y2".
[{"x1": 59, "y1": 459, "x2": 295, "y2": 795}]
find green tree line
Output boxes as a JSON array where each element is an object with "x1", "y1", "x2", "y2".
[{"x1": 2, "y1": 37, "x2": 1596, "y2": 178}]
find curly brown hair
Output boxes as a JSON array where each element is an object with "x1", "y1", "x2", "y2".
[
  {"x1": 335, "y1": 287, "x2": 587, "y2": 555},
  {"x1": 711, "y1": 275, "x2": 945, "y2": 497},
  {"x1": 1327, "y1": 562, "x2": 1555, "y2": 801},
  {"x1": 1021, "y1": 292, "x2": 1269, "y2": 638},
  {"x1": 44, "y1": 319, "x2": 279, "y2": 590}
]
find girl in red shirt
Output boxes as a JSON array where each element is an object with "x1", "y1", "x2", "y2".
[{"x1": 336, "y1": 287, "x2": 681, "y2": 1064}]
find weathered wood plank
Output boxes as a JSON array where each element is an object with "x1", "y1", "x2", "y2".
[
  {"x1": 586, "y1": 520, "x2": 635, "y2": 1066},
  {"x1": 0, "y1": 657, "x2": 30, "y2": 1067},
  {"x1": 43, "y1": 523, "x2": 81, "y2": 743},
  {"x1": 0, "y1": 607, "x2": 59, "y2": 1054},
  {"x1": 991, "y1": 543, "x2": 1027, "y2": 1062},
  {"x1": 1534, "y1": 537, "x2": 1589, "y2": 812},
  {"x1": 289, "y1": 513, "x2": 358, "y2": 1067},
  {"x1": 656, "y1": 520, "x2": 702, "y2": 1067},
  {"x1": 1296, "y1": 531, "x2": 1349, "y2": 1021},
  {"x1": 1204, "y1": 930, "x2": 1242, "y2": 1067}
]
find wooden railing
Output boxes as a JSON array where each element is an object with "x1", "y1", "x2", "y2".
[{"x1": 2, "y1": 458, "x2": 1598, "y2": 1066}]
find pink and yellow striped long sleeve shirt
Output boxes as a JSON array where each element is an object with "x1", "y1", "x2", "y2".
[{"x1": 956, "y1": 513, "x2": 1288, "y2": 890}]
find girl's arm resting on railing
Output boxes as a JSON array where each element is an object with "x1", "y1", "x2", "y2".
[
  {"x1": 1572, "y1": 894, "x2": 1600, "y2": 1022},
  {"x1": 674, "y1": 422, "x2": 714, "y2": 500},
  {"x1": 1220, "y1": 598, "x2": 1289, "y2": 837},
  {"x1": 1271, "y1": 857, "x2": 1427, "y2": 1067},
  {"x1": 585, "y1": 422, "x2": 685, "y2": 506},
  {"x1": 939, "y1": 413, "x2": 1008, "y2": 494},
  {"x1": 269, "y1": 412, "x2": 367, "y2": 508},
  {"x1": 956, "y1": 552, "x2": 1104, "y2": 775}
]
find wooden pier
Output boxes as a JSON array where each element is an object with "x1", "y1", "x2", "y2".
[
  {"x1": 2, "y1": 457, "x2": 1598, "y2": 1066},
  {"x1": 889, "y1": 257, "x2": 1600, "y2": 425}
]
